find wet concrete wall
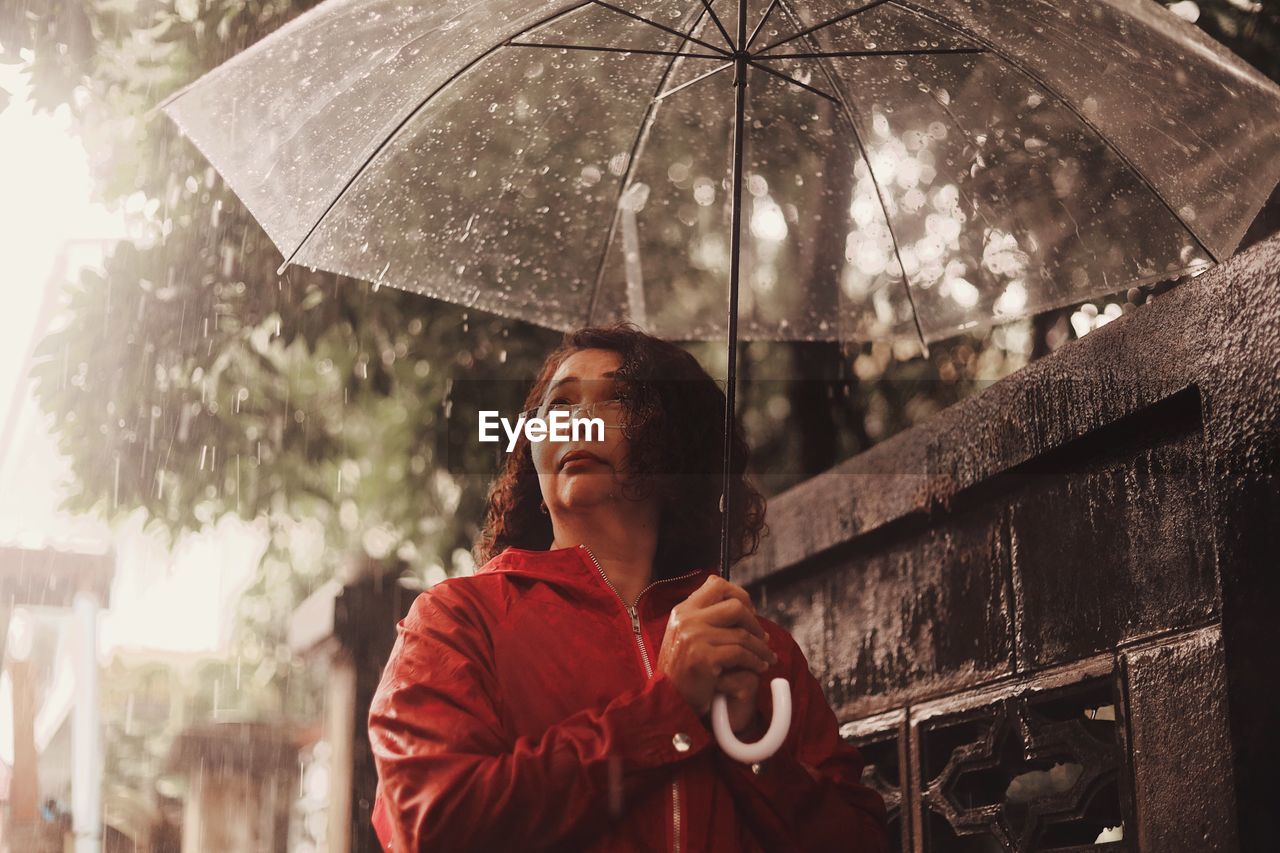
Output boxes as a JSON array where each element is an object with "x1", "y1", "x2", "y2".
[{"x1": 738, "y1": 233, "x2": 1280, "y2": 851}]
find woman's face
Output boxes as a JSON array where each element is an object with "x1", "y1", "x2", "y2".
[{"x1": 531, "y1": 348, "x2": 635, "y2": 514}]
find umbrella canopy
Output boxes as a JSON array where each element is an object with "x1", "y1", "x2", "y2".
[
  {"x1": 159, "y1": 0, "x2": 1280, "y2": 348},
  {"x1": 159, "y1": 0, "x2": 1280, "y2": 582}
]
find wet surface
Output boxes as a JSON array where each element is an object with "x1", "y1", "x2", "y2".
[{"x1": 741, "y1": 234, "x2": 1280, "y2": 848}]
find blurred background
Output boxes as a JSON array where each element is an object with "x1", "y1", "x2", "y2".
[{"x1": 0, "y1": 1, "x2": 1277, "y2": 851}]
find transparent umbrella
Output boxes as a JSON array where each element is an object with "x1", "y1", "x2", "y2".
[{"x1": 158, "y1": 0, "x2": 1280, "y2": 758}]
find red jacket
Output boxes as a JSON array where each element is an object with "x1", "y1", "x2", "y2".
[{"x1": 368, "y1": 544, "x2": 890, "y2": 852}]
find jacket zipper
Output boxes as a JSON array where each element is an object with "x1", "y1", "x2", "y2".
[{"x1": 580, "y1": 544, "x2": 702, "y2": 853}]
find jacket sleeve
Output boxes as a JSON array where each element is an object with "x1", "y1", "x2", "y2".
[
  {"x1": 367, "y1": 584, "x2": 715, "y2": 852},
  {"x1": 711, "y1": 623, "x2": 892, "y2": 853}
]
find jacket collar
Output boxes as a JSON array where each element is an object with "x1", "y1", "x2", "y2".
[{"x1": 482, "y1": 544, "x2": 716, "y2": 614}]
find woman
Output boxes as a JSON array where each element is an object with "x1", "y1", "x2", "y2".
[{"x1": 368, "y1": 323, "x2": 890, "y2": 852}]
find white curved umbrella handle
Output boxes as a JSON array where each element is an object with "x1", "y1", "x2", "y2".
[{"x1": 711, "y1": 677, "x2": 792, "y2": 764}]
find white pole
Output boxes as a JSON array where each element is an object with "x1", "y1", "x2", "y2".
[{"x1": 72, "y1": 590, "x2": 102, "y2": 853}]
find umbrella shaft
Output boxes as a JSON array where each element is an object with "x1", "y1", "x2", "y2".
[{"x1": 719, "y1": 36, "x2": 749, "y2": 581}]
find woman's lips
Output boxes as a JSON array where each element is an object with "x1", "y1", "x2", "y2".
[{"x1": 560, "y1": 451, "x2": 604, "y2": 470}]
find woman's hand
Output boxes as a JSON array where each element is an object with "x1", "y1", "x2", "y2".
[
  {"x1": 657, "y1": 575, "x2": 777, "y2": 718},
  {"x1": 715, "y1": 668, "x2": 765, "y2": 735}
]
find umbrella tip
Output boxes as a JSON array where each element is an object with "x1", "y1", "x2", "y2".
[{"x1": 276, "y1": 260, "x2": 290, "y2": 276}]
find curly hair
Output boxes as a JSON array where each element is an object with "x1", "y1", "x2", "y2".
[{"x1": 473, "y1": 322, "x2": 768, "y2": 578}]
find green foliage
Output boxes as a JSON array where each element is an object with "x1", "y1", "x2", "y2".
[
  {"x1": 9, "y1": 0, "x2": 566, "y2": 563},
  {"x1": 29, "y1": 243, "x2": 553, "y2": 559},
  {"x1": 6, "y1": 0, "x2": 561, "y2": 804}
]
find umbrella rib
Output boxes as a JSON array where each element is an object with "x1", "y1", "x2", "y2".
[
  {"x1": 274, "y1": 1, "x2": 600, "y2": 275},
  {"x1": 655, "y1": 62, "x2": 734, "y2": 101},
  {"x1": 747, "y1": 60, "x2": 839, "y2": 103},
  {"x1": 773, "y1": 0, "x2": 931, "y2": 353},
  {"x1": 755, "y1": 0, "x2": 892, "y2": 55},
  {"x1": 507, "y1": 40, "x2": 725, "y2": 60},
  {"x1": 584, "y1": 7, "x2": 715, "y2": 325},
  {"x1": 745, "y1": 0, "x2": 782, "y2": 51},
  {"x1": 697, "y1": 0, "x2": 738, "y2": 52},
  {"x1": 755, "y1": 47, "x2": 986, "y2": 59},
  {"x1": 887, "y1": 0, "x2": 1220, "y2": 263},
  {"x1": 588, "y1": 0, "x2": 731, "y2": 56}
]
